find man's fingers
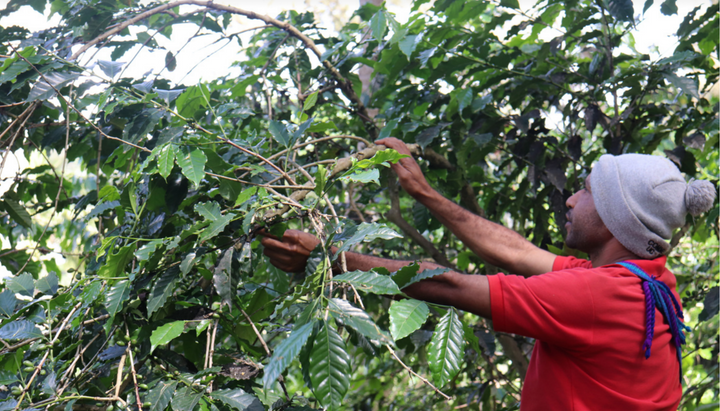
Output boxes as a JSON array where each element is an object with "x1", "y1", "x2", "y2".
[
  {"x1": 375, "y1": 138, "x2": 412, "y2": 155},
  {"x1": 259, "y1": 236, "x2": 290, "y2": 251}
]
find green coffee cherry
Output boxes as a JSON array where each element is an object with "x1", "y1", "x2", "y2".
[
  {"x1": 143, "y1": 402, "x2": 152, "y2": 407},
  {"x1": 22, "y1": 360, "x2": 33, "y2": 367},
  {"x1": 107, "y1": 406, "x2": 115, "y2": 411},
  {"x1": 40, "y1": 369, "x2": 46, "y2": 375},
  {"x1": 23, "y1": 366, "x2": 35, "y2": 373},
  {"x1": 139, "y1": 383, "x2": 148, "y2": 390},
  {"x1": 11, "y1": 386, "x2": 23, "y2": 396}
]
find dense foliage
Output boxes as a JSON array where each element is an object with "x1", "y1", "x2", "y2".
[{"x1": 0, "y1": 0, "x2": 717, "y2": 410}]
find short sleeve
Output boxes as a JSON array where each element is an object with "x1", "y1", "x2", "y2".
[
  {"x1": 552, "y1": 255, "x2": 593, "y2": 271},
  {"x1": 488, "y1": 270, "x2": 596, "y2": 349}
]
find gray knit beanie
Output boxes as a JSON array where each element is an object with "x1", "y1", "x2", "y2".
[{"x1": 591, "y1": 153, "x2": 716, "y2": 259}]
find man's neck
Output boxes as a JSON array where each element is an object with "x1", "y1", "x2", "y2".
[{"x1": 589, "y1": 239, "x2": 639, "y2": 268}]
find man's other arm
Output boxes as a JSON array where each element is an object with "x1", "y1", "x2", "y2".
[
  {"x1": 376, "y1": 138, "x2": 556, "y2": 277},
  {"x1": 260, "y1": 231, "x2": 491, "y2": 318}
]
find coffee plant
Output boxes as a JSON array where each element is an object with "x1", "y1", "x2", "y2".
[{"x1": 0, "y1": 0, "x2": 716, "y2": 409}]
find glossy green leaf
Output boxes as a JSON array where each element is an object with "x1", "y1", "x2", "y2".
[
  {"x1": 146, "y1": 381, "x2": 178, "y2": 411},
  {"x1": 213, "y1": 248, "x2": 234, "y2": 307},
  {"x1": 328, "y1": 298, "x2": 391, "y2": 345},
  {"x1": 604, "y1": 0, "x2": 634, "y2": 23},
  {"x1": 180, "y1": 252, "x2": 198, "y2": 275},
  {"x1": 80, "y1": 281, "x2": 103, "y2": 308},
  {"x1": 334, "y1": 222, "x2": 402, "y2": 255},
  {"x1": 389, "y1": 299, "x2": 429, "y2": 341},
  {"x1": 333, "y1": 270, "x2": 401, "y2": 295},
  {"x1": 210, "y1": 389, "x2": 264, "y2": 411},
  {"x1": 303, "y1": 91, "x2": 319, "y2": 111},
  {"x1": 177, "y1": 148, "x2": 207, "y2": 186},
  {"x1": 416, "y1": 124, "x2": 448, "y2": 150},
  {"x1": 0, "y1": 369, "x2": 18, "y2": 386},
  {"x1": 462, "y1": 322, "x2": 482, "y2": 355},
  {"x1": 6, "y1": 273, "x2": 34, "y2": 297},
  {"x1": 359, "y1": 149, "x2": 409, "y2": 168},
  {"x1": 147, "y1": 266, "x2": 181, "y2": 316},
  {"x1": 306, "y1": 120, "x2": 337, "y2": 133},
  {"x1": 665, "y1": 73, "x2": 699, "y2": 98},
  {"x1": 268, "y1": 120, "x2": 291, "y2": 147},
  {"x1": 235, "y1": 187, "x2": 258, "y2": 206},
  {"x1": 98, "y1": 245, "x2": 134, "y2": 278},
  {"x1": 150, "y1": 321, "x2": 186, "y2": 353},
  {"x1": 340, "y1": 168, "x2": 379, "y2": 185},
  {"x1": 657, "y1": 51, "x2": 698, "y2": 66},
  {"x1": 157, "y1": 143, "x2": 177, "y2": 179},
  {"x1": 0, "y1": 290, "x2": 17, "y2": 316},
  {"x1": 699, "y1": 286, "x2": 718, "y2": 321},
  {"x1": 309, "y1": 322, "x2": 351, "y2": 409},
  {"x1": 135, "y1": 239, "x2": 164, "y2": 261},
  {"x1": 428, "y1": 308, "x2": 465, "y2": 387},
  {"x1": 123, "y1": 108, "x2": 163, "y2": 144},
  {"x1": 104, "y1": 280, "x2": 130, "y2": 317},
  {"x1": 85, "y1": 201, "x2": 121, "y2": 221},
  {"x1": 154, "y1": 88, "x2": 184, "y2": 103},
  {"x1": 370, "y1": 10, "x2": 387, "y2": 41},
  {"x1": 660, "y1": 0, "x2": 677, "y2": 15},
  {"x1": 0, "y1": 320, "x2": 42, "y2": 340},
  {"x1": 314, "y1": 164, "x2": 327, "y2": 197},
  {"x1": 35, "y1": 272, "x2": 58, "y2": 295},
  {"x1": 199, "y1": 214, "x2": 233, "y2": 243},
  {"x1": 399, "y1": 33, "x2": 422, "y2": 59},
  {"x1": 378, "y1": 119, "x2": 399, "y2": 139},
  {"x1": 27, "y1": 71, "x2": 79, "y2": 101},
  {"x1": 263, "y1": 321, "x2": 315, "y2": 388},
  {"x1": 390, "y1": 263, "x2": 420, "y2": 288},
  {"x1": 2, "y1": 199, "x2": 32, "y2": 228},
  {"x1": 171, "y1": 385, "x2": 204, "y2": 410},
  {"x1": 97, "y1": 60, "x2": 124, "y2": 78},
  {"x1": 403, "y1": 267, "x2": 449, "y2": 288}
]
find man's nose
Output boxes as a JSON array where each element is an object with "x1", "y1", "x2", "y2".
[{"x1": 566, "y1": 192, "x2": 579, "y2": 208}]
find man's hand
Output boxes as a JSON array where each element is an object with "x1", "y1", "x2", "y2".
[
  {"x1": 376, "y1": 137, "x2": 435, "y2": 200},
  {"x1": 259, "y1": 229, "x2": 320, "y2": 273}
]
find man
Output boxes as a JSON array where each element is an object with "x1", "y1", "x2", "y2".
[{"x1": 260, "y1": 137, "x2": 716, "y2": 410}]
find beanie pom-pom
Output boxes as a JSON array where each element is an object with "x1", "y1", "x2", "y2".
[{"x1": 685, "y1": 179, "x2": 717, "y2": 216}]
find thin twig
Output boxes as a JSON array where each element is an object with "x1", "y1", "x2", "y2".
[
  {"x1": 114, "y1": 352, "x2": 127, "y2": 399},
  {"x1": 67, "y1": 0, "x2": 378, "y2": 138},
  {"x1": 387, "y1": 346, "x2": 451, "y2": 400},
  {"x1": 9, "y1": 44, "x2": 152, "y2": 154},
  {"x1": 266, "y1": 135, "x2": 373, "y2": 162},
  {"x1": 0, "y1": 102, "x2": 38, "y2": 174},
  {"x1": 14, "y1": 302, "x2": 81, "y2": 410},
  {"x1": 240, "y1": 308, "x2": 291, "y2": 401},
  {"x1": 125, "y1": 324, "x2": 142, "y2": 411},
  {"x1": 14, "y1": 86, "x2": 72, "y2": 275}
]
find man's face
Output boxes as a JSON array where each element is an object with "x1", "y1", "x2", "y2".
[{"x1": 564, "y1": 174, "x2": 613, "y2": 253}]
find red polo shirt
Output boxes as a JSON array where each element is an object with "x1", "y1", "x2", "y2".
[{"x1": 487, "y1": 256, "x2": 682, "y2": 411}]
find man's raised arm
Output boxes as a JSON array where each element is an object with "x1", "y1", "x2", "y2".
[{"x1": 376, "y1": 138, "x2": 556, "y2": 277}]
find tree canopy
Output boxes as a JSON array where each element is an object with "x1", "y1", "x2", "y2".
[{"x1": 0, "y1": 0, "x2": 717, "y2": 410}]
